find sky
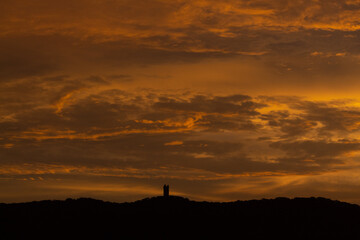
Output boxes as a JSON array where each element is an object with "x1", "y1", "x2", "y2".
[{"x1": 3, "y1": 0, "x2": 360, "y2": 203}]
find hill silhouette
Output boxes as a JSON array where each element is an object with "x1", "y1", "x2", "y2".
[{"x1": 1, "y1": 196, "x2": 360, "y2": 239}]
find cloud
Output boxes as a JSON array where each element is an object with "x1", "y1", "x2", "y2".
[
  {"x1": 2, "y1": 90, "x2": 360, "y2": 203},
  {"x1": 3, "y1": 1, "x2": 360, "y2": 97},
  {"x1": 261, "y1": 111, "x2": 318, "y2": 138},
  {"x1": 164, "y1": 141, "x2": 184, "y2": 146},
  {"x1": 3, "y1": 0, "x2": 360, "y2": 203},
  {"x1": 153, "y1": 94, "x2": 262, "y2": 114},
  {"x1": 270, "y1": 140, "x2": 360, "y2": 165},
  {"x1": 290, "y1": 100, "x2": 360, "y2": 133},
  {"x1": 3, "y1": 90, "x2": 360, "y2": 182}
]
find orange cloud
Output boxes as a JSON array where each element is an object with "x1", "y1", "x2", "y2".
[{"x1": 164, "y1": 141, "x2": 184, "y2": 146}]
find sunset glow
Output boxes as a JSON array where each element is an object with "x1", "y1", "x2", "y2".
[{"x1": 2, "y1": 0, "x2": 360, "y2": 204}]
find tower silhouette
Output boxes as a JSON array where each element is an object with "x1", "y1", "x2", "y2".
[{"x1": 163, "y1": 184, "x2": 169, "y2": 197}]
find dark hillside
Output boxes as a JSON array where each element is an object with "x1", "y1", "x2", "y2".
[{"x1": 1, "y1": 196, "x2": 360, "y2": 239}]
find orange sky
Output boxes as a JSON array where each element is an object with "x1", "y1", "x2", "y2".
[{"x1": 2, "y1": 0, "x2": 360, "y2": 203}]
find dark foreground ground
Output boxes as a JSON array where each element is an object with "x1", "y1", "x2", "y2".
[{"x1": 1, "y1": 196, "x2": 360, "y2": 239}]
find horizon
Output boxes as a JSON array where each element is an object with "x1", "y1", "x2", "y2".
[
  {"x1": 3, "y1": 0, "x2": 360, "y2": 205},
  {"x1": 1, "y1": 193, "x2": 356, "y2": 206}
]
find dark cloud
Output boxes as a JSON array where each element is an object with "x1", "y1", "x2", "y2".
[
  {"x1": 291, "y1": 101, "x2": 360, "y2": 133},
  {"x1": 196, "y1": 114, "x2": 259, "y2": 131},
  {"x1": 270, "y1": 140, "x2": 360, "y2": 165},
  {"x1": 153, "y1": 94, "x2": 263, "y2": 115},
  {"x1": 0, "y1": 36, "x2": 69, "y2": 81},
  {"x1": 261, "y1": 110, "x2": 318, "y2": 137},
  {"x1": 259, "y1": 97, "x2": 360, "y2": 137}
]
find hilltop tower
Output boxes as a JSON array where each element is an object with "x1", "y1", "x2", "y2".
[{"x1": 163, "y1": 184, "x2": 169, "y2": 197}]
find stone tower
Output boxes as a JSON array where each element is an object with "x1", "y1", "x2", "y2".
[{"x1": 163, "y1": 184, "x2": 169, "y2": 197}]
